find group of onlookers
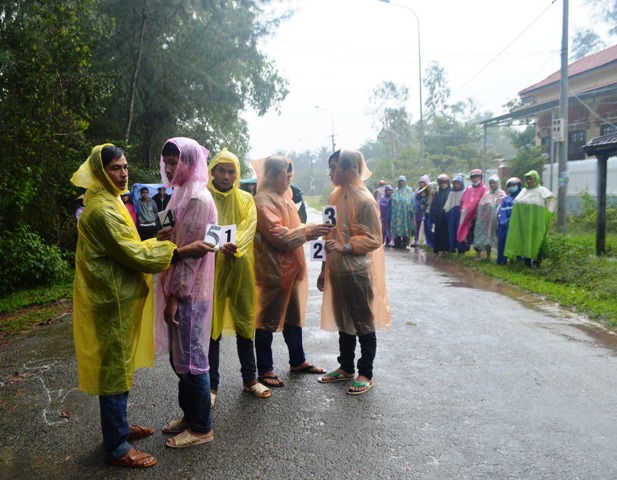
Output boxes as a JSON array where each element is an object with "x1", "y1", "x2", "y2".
[
  {"x1": 375, "y1": 169, "x2": 556, "y2": 266},
  {"x1": 71, "y1": 142, "x2": 390, "y2": 469}
]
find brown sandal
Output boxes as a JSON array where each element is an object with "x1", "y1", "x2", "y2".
[
  {"x1": 106, "y1": 447, "x2": 157, "y2": 468},
  {"x1": 128, "y1": 424, "x2": 155, "y2": 440}
]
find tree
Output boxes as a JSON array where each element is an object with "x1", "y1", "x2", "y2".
[
  {"x1": 423, "y1": 61, "x2": 451, "y2": 121},
  {"x1": 0, "y1": 0, "x2": 111, "y2": 247},
  {"x1": 571, "y1": 29, "x2": 605, "y2": 60},
  {"x1": 92, "y1": 0, "x2": 290, "y2": 169},
  {"x1": 508, "y1": 126, "x2": 546, "y2": 180},
  {"x1": 367, "y1": 81, "x2": 414, "y2": 177}
]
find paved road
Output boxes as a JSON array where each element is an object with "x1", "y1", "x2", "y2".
[{"x1": 1, "y1": 207, "x2": 617, "y2": 479}]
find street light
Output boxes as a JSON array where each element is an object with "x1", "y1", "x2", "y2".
[
  {"x1": 314, "y1": 105, "x2": 336, "y2": 153},
  {"x1": 378, "y1": 0, "x2": 424, "y2": 162}
]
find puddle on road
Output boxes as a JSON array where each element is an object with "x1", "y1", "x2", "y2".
[{"x1": 385, "y1": 246, "x2": 617, "y2": 352}]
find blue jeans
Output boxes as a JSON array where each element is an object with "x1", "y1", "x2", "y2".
[
  {"x1": 169, "y1": 354, "x2": 212, "y2": 434},
  {"x1": 209, "y1": 334, "x2": 257, "y2": 390},
  {"x1": 255, "y1": 324, "x2": 306, "y2": 376},
  {"x1": 338, "y1": 331, "x2": 377, "y2": 380},
  {"x1": 99, "y1": 392, "x2": 130, "y2": 461}
]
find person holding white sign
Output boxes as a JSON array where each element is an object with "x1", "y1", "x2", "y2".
[
  {"x1": 155, "y1": 137, "x2": 218, "y2": 449},
  {"x1": 207, "y1": 148, "x2": 271, "y2": 405},
  {"x1": 317, "y1": 149, "x2": 391, "y2": 396},
  {"x1": 252, "y1": 155, "x2": 333, "y2": 388}
]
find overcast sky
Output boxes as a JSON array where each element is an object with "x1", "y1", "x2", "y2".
[{"x1": 243, "y1": 0, "x2": 598, "y2": 159}]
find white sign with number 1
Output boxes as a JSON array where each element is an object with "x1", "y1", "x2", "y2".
[{"x1": 205, "y1": 224, "x2": 236, "y2": 248}]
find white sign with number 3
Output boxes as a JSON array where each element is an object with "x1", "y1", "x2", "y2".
[
  {"x1": 322, "y1": 205, "x2": 337, "y2": 226},
  {"x1": 310, "y1": 240, "x2": 326, "y2": 262},
  {"x1": 205, "y1": 224, "x2": 236, "y2": 248}
]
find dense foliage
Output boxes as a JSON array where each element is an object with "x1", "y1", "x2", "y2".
[{"x1": 0, "y1": 0, "x2": 289, "y2": 295}]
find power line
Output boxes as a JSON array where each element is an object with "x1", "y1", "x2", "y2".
[{"x1": 451, "y1": 0, "x2": 559, "y2": 97}]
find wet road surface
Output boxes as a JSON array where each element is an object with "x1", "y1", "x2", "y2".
[{"x1": 2, "y1": 207, "x2": 617, "y2": 479}]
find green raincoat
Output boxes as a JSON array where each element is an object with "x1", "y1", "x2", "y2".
[{"x1": 504, "y1": 170, "x2": 556, "y2": 261}]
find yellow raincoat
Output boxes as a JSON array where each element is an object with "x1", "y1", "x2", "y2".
[
  {"x1": 71, "y1": 144, "x2": 175, "y2": 395},
  {"x1": 208, "y1": 149, "x2": 258, "y2": 340},
  {"x1": 321, "y1": 149, "x2": 391, "y2": 335}
]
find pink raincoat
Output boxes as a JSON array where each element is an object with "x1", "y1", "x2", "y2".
[{"x1": 155, "y1": 137, "x2": 217, "y2": 374}]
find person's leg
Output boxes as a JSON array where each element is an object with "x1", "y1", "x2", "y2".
[
  {"x1": 486, "y1": 245, "x2": 492, "y2": 261},
  {"x1": 254, "y1": 328, "x2": 274, "y2": 376},
  {"x1": 99, "y1": 392, "x2": 131, "y2": 461},
  {"x1": 357, "y1": 332, "x2": 377, "y2": 380},
  {"x1": 178, "y1": 372, "x2": 212, "y2": 434},
  {"x1": 236, "y1": 334, "x2": 257, "y2": 386},
  {"x1": 337, "y1": 331, "x2": 357, "y2": 375},
  {"x1": 283, "y1": 323, "x2": 306, "y2": 368},
  {"x1": 208, "y1": 335, "x2": 221, "y2": 393}
]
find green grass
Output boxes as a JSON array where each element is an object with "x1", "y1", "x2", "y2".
[
  {"x1": 0, "y1": 280, "x2": 73, "y2": 335},
  {"x1": 304, "y1": 195, "x2": 325, "y2": 211},
  {"x1": 449, "y1": 230, "x2": 617, "y2": 326}
]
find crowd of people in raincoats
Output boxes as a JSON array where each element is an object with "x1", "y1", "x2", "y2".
[
  {"x1": 375, "y1": 168, "x2": 556, "y2": 265},
  {"x1": 71, "y1": 141, "x2": 390, "y2": 469}
]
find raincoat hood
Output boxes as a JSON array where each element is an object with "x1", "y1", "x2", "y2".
[
  {"x1": 524, "y1": 170, "x2": 542, "y2": 189},
  {"x1": 208, "y1": 147, "x2": 241, "y2": 196},
  {"x1": 71, "y1": 143, "x2": 125, "y2": 198}
]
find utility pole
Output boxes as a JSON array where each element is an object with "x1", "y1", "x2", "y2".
[{"x1": 557, "y1": 0, "x2": 569, "y2": 230}]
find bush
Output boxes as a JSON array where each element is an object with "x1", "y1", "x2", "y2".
[{"x1": 0, "y1": 225, "x2": 71, "y2": 297}]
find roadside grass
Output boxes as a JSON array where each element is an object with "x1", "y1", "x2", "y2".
[
  {"x1": 0, "y1": 281, "x2": 73, "y2": 335},
  {"x1": 304, "y1": 195, "x2": 325, "y2": 211},
  {"x1": 448, "y1": 230, "x2": 617, "y2": 326}
]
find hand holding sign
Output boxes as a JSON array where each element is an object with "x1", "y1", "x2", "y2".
[
  {"x1": 205, "y1": 224, "x2": 237, "y2": 250},
  {"x1": 322, "y1": 205, "x2": 337, "y2": 226}
]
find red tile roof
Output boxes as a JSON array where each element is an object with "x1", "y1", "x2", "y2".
[{"x1": 519, "y1": 44, "x2": 617, "y2": 96}]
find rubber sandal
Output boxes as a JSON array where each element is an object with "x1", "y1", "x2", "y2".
[
  {"x1": 244, "y1": 382, "x2": 271, "y2": 398},
  {"x1": 162, "y1": 418, "x2": 188, "y2": 434},
  {"x1": 290, "y1": 363, "x2": 326, "y2": 374},
  {"x1": 106, "y1": 448, "x2": 157, "y2": 468},
  {"x1": 166, "y1": 429, "x2": 214, "y2": 448},
  {"x1": 258, "y1": 375, "x2": 284, "y2": 387},
  {"x1": 317, "y1": 371, "x2": 354, "y2": 383},
  {"x1": 346, "y1": 380, "x2": 374, "y2": 395},
  {"x1": 128, "y1": 424, "x2": 154, "y2": 440},
  {"x1": 211, "y1": 391, "x2": 217, "y2": 410}
]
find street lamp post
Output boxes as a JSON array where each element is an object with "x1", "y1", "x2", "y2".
[
  {"x1": 314, "y1": 105, "x2": 336, "y2": 153},
  {"x1": 379, "y1": 0, "x2": 424, "y2": 162}
]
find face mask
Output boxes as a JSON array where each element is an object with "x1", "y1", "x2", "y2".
[
  {"x1": 471, "y1": 180, "x2": 481, "y2": 187},
  {"x1": 508, "y1": 186, "x2": 519, "y2": 194}
]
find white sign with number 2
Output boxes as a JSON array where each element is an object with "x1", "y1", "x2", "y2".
[{"x1": 310, "y1": 240, "x2": 326, "y2": 262}]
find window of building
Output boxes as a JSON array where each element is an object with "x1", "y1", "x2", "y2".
[
  {"x1": 568, "y1": 130, "x2": 586, "y2": 160},
  {"x1": 600, "y1": 124, "x2": 617, "y2": 136}
]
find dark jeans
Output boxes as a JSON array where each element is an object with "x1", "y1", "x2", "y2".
[
  {"x1": 209, "y1": 334, "x2": 257, "y2": 390},
  {"x1": 99, "y1": 392, "x2": 130, "y2": 461},
  {"x1": 169, "y1": 353, "x2": 211, "y2": 434},
  {"x1": 337, "y1": 331, "x2": 377, "y2": 380},
  {"x1": 255, "y1": 323, "x2": 306, "y2": 376}
]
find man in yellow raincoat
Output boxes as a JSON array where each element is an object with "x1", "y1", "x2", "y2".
[
  {"x1": 71, "y1": 144, "x2": 213, "y2": 468},
  {"x1": 207, "y1": 148, "x2": 270, "y2": 405}
]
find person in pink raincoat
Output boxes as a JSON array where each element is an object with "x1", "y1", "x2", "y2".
[
  {"x1": 456, "y1": 169, "x2": 488, "y2": 253},
  {"x1": 155, "y1": 137, "x2": 218, "y2": 449}
]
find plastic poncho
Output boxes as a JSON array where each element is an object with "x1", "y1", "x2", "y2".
[
  {"x1": 473, "y1": 174, "x2": 505, "y2": 249},
  {"x1": 208, "y1": 148, "x2": 257, "y2": 340},
  {"x1": 154, "y1": 137, "x2": 217, "y2": 375},
  {"x1": 431, "y1": 176, "x2": 452, "y2": 254},
  {"x1": 321, "y1": 149, "x2": 391, "y2": 336},
  {"x1": 71, "y1": 144, "x2": 175, "y2": 396},
  {"x1": 252, "y1": 156, "x2": 311, "y2": 332},
  {"x1": 378, "y1": 186, "x2": 393, "y2": 240},
  {"x1": 456, "y1": 175, "x2": 488, "y2": 243},
  {"x1": 390, "y1": 176, "x2": 414, "y2": 238},
  {"x1": 504, "y1": 170, "x2": 556, "y2": 261}
]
